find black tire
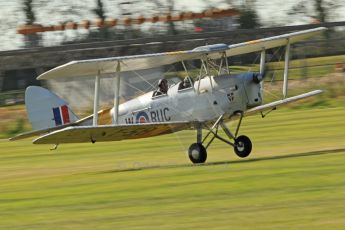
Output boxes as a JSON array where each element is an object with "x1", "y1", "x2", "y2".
[
  {"x1": 188, "y1": 143, "x2": 207, "y2": 164},
  {"x1": 234, "y1": 135, "x2": 252, "y2": 158}
]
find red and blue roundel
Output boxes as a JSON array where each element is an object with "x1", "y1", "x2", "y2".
[{"x1": 136, "y1": 111, "x2": 150, "y2": 123}]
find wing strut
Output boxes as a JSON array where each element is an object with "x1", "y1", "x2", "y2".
[
  {"x1": 225, "y1": 52, "x2": 230, "y2": 74},
  {"x1": 93, "y1": 71, "x2": 100, "y2": 126},
  {"x1": 113, "y1": 62, "x2": 121, "y2": 124},
  {"x1": 283, "y1": 39, "x2": 291, "y2": 98},
  {"x1": 260, "y1": 49, "x2": 266, "y2": 102},
  {"x1": 260, "y1": 49, "x2": 266, "y2": 75},
  {"x1": 181, "y1": 60, "x2": 190, "y2": 77}
]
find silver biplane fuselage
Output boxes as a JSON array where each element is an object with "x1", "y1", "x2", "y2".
[{"x1": 114, "y1": 73, "x2": 262, "y2": 125}]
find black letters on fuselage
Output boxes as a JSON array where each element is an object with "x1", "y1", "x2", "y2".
[
  {"x1": 150, "y1": 108, "x2": 170, "y2": 122},
  {"x1": 163, "y1": 108, "x2": 170, "y2": 121},
  {"x1": 150, "y1": 111, "x2": 157, "y2": 122},
  {"x1": 125, "y1": 117, "x2": 134, "y2": 124}
]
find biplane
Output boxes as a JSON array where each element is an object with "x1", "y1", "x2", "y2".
[{"x1": 11, "y1": 27, "x2": 326, "y2": 164}]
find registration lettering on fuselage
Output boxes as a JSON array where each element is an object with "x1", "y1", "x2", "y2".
[{"x1": 125, "y1": 108, "x2": 171, "y2": 124}]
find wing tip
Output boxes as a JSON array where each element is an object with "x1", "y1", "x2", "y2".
[{"x1": 36, "y1": 61, "x2": 78, "y2": 80}]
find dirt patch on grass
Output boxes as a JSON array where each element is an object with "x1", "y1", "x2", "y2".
[
  {"x1": 0, "y1": 106, "x2": 26, "y2": 121},
  {"x1": 0, "y1": 106, "x2": 31, "y2": 137}
]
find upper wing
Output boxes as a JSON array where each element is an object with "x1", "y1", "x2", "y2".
[
  {"x1": 214, "y1": 27, "x2": 326, "y2": 59},
  {"x1": 33, "y1": 121, "x2": 192, "y2": 144},
  {"x1": 37, "y1": 50, "x2": 206, "y2": 80},
  {"x1": 37, "y1": 27, "x2": 326, "y2": 80},
  {"x1": 244, "y1": 90, "x2": 323, "y2": 116}
]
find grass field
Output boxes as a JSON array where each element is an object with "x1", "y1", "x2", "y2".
[{"x1": 1, "y1": 107, "x2": 344, "y2": 229}]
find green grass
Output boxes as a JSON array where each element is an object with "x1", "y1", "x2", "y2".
[{"x1": 1, "y1": 107, "x2": 345, "y2": 229}]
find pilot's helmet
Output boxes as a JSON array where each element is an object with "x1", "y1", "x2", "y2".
[{"x1": 158, "y1": 79, "x2": 167, "y2": 87}]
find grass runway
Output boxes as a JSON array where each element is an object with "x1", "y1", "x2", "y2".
[{"x1": 0, "y1": 107, "x2": 345, "y2": 229}]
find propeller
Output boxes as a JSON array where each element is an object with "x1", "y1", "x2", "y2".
[{"x1": 252, "y1": 71, "x2": 268, "y2": 84}]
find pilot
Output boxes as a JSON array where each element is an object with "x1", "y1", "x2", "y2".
[
  {"x1": 153, "y1": 79, "x2": 168, "y2": 96},
  {"x1": 178, "y1": 77, "x2": 192, "y2": 90}
]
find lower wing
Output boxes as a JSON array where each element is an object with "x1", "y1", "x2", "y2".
[
  {"x1": 33, "y1": 122, "x2": 193, "y2": 144},
  {"x1": 245, "y1": 90, "x2": 323, "y2": 116}
]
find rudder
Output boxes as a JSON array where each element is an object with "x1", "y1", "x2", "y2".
[{"x1": 25, "y1": 86, "x2": 79, "y2": 130}]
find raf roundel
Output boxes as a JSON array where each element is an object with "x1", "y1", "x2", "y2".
[{"x1": 136, "y1": 111, "x2": 150, "y2": 124}]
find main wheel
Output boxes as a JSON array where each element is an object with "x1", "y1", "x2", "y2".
[
  {"x1": 234, "y1": 135, "x2": 252, "y2": 158},
  {"x1": 188, "y1": 143, "x2": 207, "y2": 164}
]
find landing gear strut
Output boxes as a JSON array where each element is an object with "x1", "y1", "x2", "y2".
[
  {"x1": 188, "y1": 124, "x2": 207, "y2": 163},
  {"x1": 187, "y1": 112, "x2": 252, "y2": 164}
]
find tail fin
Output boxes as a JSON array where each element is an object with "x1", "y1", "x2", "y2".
[{"x1": 25, "y1": 86, "x2": 79, "y2": 130}]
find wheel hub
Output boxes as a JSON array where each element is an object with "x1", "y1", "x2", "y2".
[
  {"x1": 191, "y1": 149, "x2": 200, "y2": 159},
  {"x1": 236, "y1": 141, "x2": 245, "y2": 151}
]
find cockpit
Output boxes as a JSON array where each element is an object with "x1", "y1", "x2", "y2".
[
  {"x1": 152, "y1": 79, "x2": 169, "y2": 97},
  {"x1": 178, "y1": 77, "x2": 194, "y2": 91},
  {"x1": 152, "y1": 77, "x2": 194, "y2": 98}
]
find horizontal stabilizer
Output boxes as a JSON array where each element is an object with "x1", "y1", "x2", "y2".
[
  {"x1": 245, "y1": 90, "x2": 323, "y2": 116},
  {"x1": 33, "y1": 122, "x2": 192, "y2": 144},
  {"x1": 9, "y1": 124, "x2": 74, "y2": 141}
]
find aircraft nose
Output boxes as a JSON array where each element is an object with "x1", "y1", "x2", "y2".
[{"x1": 252, "y1": 73, "x2": 263, "y2": 84}]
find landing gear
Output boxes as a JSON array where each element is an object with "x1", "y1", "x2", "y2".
[
  {"x1": 188, "y1": 124, "x2": 207, "y2": 164},
  {"x1": 188, "y1": 143, "x2": 207, "y2": 163},
  {"x1": 234, "y1": 135, "x2": 252, "y2": 158},
  {"x1": 188, "y1": 112, "x2": 252, "y2": 164}
]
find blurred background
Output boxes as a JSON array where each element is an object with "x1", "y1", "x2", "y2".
[{"x1": 0, "y1": 0, "x2": 344, "y2": 137}]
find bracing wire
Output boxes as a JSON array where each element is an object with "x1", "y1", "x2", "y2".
[{"x1": 263, "y1": 46, "x2": 284, "y2": 100}]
